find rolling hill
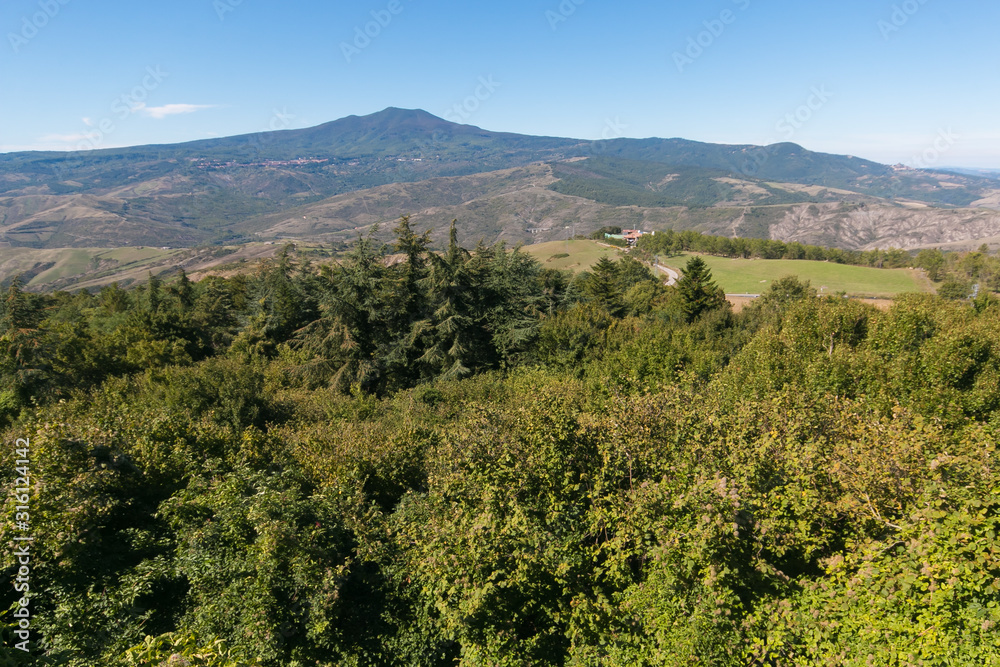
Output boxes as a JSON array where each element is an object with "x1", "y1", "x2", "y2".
[{"x1": 2, "y1": 107, "x2": 1000, "y2": 264}]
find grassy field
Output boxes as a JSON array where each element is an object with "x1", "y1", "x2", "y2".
[
  {"x1": 0, "y1": 247, "x2": 183, "y2": 288},
  {"x1": 31, "y1": 247, "x2": 182, "y2": 286},
  {"x1": 0, "y1": 245, "x2": 276, "y2": 291},
  {"x1": 662, "y1": 253, "x2": 933, "y2": 297},
  {"x1": 520, "y1": 241, "x2": 930, "y2": 298},
  {"x1": 521, "y1": 241, "x2": 930, "y2": 298},
  {"x1": 522, "y1": 240, "x2": 622, "y2": 272},
  {"x1": 0, "y1": 238, "x2": 933, "y2": 299}
]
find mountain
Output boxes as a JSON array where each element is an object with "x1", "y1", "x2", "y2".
[
  {"x1": 1, "y1": 107, "x2": 999, "y2": 253},
  {"x1": 159, "y1": 107, "x2": 579, "y2": 160},
  {"x1": 940, "y1": 167, "x2": 1000, "y2": 181}
]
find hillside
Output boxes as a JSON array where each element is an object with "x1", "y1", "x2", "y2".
[
  {"x1": 3, "y1": 108, "x2": 1000, "y2": 255},
  {"x1": 0, "y1": 244, "x2": 287, "y2": 291},
  {"x1": 240, "y1": 163, "x2": 1000, "y2": 252}
]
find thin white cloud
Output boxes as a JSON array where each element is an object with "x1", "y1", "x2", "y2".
[
  {"x1": 137, "y1": 103, "x2": 217, "y2": 119},
  {"x1": 82, "y1": 117, "x2": 94, "y2": 127}
]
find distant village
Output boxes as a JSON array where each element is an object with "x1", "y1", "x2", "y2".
[{"x1": 191, "y1": 157, "x2": 330, "y2": 170}]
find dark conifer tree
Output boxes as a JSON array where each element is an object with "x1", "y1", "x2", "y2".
[
  {"x1": 173, "y1": 269, "x2": 194, "y2": 308},
  {"x1": 146, "y1": 272, "x2": 163, "y2": 313},
  {"x1": 392, "y1": 215, "x2": 431, "y2": 319},
  {"x1": 582, "y1": 256, "x2": 625, "y2": 316},
  {"x1": 676, "y1": 256, "x2": 725, "y2": 322},
  {"x1": 420, "y1": 220, "x2": 478, "y2": 381},
  {"x1": 384, "y1": 216, "x2": 433, "y2": 386}
]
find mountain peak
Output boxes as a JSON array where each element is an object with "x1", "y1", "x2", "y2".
[
  {"x1": 331, "y1": 107, "x2": 460, "y2": 132},
  {"x1": 366, "y1": 107, "x2": 444, "y2": 121}
]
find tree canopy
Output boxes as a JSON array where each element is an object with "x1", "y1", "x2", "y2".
[{"x1": 2, "y1": 224, "x2": 999, "y2": 666}]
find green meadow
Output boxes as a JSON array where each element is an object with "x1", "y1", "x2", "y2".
[
  {"x1": 522, "y1": 239, "x2": 622, "y2": 272},
  {"x1": 522, "y1": 241, "x2": 930, "y2": 297},
  {"x1": 660, "y1": 252, "x2": 932, "y2": 297}
]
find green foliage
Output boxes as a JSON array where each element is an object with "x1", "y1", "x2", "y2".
[
  {"x1": 756, "y1": 275, "x2": 818, "y2": 309},
  {"x1": 535, "y1": 303, "x2": 614, "y2": 372},
  {"x1": 230, "y1": 248, "x2": 318, "y2": 360},
  {"x1": 158, "y1": 466, "x2": 356, "y2": 666},
  {"x1": 938, "y1": 278, "x2": 974, "y2": 300},
  {"x1": 578, "y1": 257, "x2": 627, "y2": 316},
  {"x1": 916, "y1": 248, "x2": 946, "y2": 281},
  {"x1": 751, "y1": 438, "x2": 1000, "y2": 664},
  {"x1": 145, "y1": 358, "x2": 276, "y2": 434},
  {"x1": 4, "y1": 221, "x2": 1000, "y2": 665},
  {"x1": 125, "y1": 632, "x2": 254, "y2": 667},
  {"x1": 290, "y1": 219, "x2": 545, "y2": 394},
  {"x1": 676, "y1": 256, "x2": 727, "y2": 322},
  {"x1": 637, "y1": 227, "x2": 922, "y2": 269}
]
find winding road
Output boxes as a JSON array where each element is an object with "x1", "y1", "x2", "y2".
[
  {"x1": 594, "y1": 241, "x2": 679, "y2": 286},
  {"x1": 654, "y1": 263, "x2": 680, "y2": 286}
]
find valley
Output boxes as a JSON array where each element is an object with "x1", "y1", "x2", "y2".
[{"x1": 3, "y1": 109, "x2": 1000, "y2": 293}]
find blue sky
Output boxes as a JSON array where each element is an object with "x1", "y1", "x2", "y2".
[{"x1": 1, "y1": 0, "x2": 998, "y2": 167}]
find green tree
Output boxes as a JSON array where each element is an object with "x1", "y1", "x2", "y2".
[
  {"x1": 915, "y1": 248, "x2": 945, "y2": 281},
  {"x1": 676, "y1": 256, "x2": 726, "y2": 323},
  {"x1": 171, "y1": 268, "x2": 194, "y2": 308},
  {"x1": 469, "y1": 240, "x2": 544, "y2": 368},
  {"x1": 300, "y1": 231, "x2": 394, "y2": 392},
  {"x1": 391, "y1": 215, "x2": 430, "y2": 321},
  {"x1": 580, "y1": 256, "x2": 625, "y2": 316},
  {"x1": 418, "y1": 220, "x2": 483, "y2": 382},
  {"x1": 0, "y1": 277, "x2": 51, "y2": 420},
  {"x1": 755, "y1": 275, "x2": 817, "y2": 312},
  {"x1": 380, "y1": 216, "x2": 433, "y2": 386},
  {"x1": 231, "y1": 247, "x2": 318, "y2": 361},
  {"x1": 938, "y1": 278, "x2": 973, "y2": 300}
]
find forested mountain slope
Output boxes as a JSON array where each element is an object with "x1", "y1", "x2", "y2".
[{"x1": 2, "y1": 108, "x2": 998, "y2": 252}]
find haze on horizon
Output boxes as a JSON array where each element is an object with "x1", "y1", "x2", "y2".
[{"x1": 1, "y1": 0, "x2": 997, "y2": 169}]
